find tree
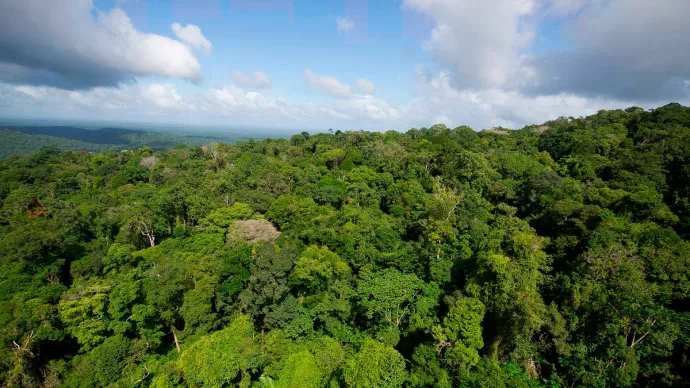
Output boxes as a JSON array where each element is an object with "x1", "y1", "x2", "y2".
[
  {"x1": 274, "y1": 351, "x2": 323, "y2": 388},
  {"x1": 322, "y1": 148, "x2": 347, "y2": 170},
  {"x1": 420, "y1": 179, "x2": 465, "y2": 284},
  {"x1": 90, "y1": 335, "x2": 131, "y2": 387},
  {"x1": 113, "y1": 204, "x2": 159, "y2": 247},
  {"x1": 432, "y1": 296, "x2": 485, "y2": 369},
  {"x1": 202, "y1": 142, "x2": 225, "y2": 171},
  {"x1": 58, "y1": 282, "x2": 111, "y2": 351},
  {"x1": 4, "y1": 331, "x2": 37, "y2": 387},
  {"x1": 469, "y1": 215, "x2": 550, "y2": 366},
  {"x1": 180, "y1": 275, "x2": 218, "y2": 335},
  {"x1": 343, "y1": 338, "x2": 407, "y2": 388},
  {"x1": 292, "y1": 245, "x2": 351, "y2": 295},
  {"x1": 238, "y1": 243, "x2": 299, "y2": 329},
  {"x1": 199, "y1": 202, "x2": 254, "y2": 232},
  {"x1": 178, "y1": 315, "x2": 259, "y2": 388},
  {"x1": 358, "y1": 269, "x2": 440, "y2": 335},
  {"x1": 407, "y1": 344, "x2": 452, "y2": 388}
]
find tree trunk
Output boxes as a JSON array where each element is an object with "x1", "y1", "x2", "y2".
[{"x1": 172, "y1": 328, "x2": 181, "y2": 353}]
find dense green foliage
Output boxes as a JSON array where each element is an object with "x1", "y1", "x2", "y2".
[{"x1": 1, "y1": 104, "x2": 690, "y2": 387}]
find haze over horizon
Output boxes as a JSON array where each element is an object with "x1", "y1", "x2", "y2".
[{"x1": 1, "y1": 0, "x2": 689, "y2": 132}]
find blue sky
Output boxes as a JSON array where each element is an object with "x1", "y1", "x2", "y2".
[
  {"x1": 108, "y1": 0, "x2": 429, "y2": 103},
  {"x1": 0, "y1": 0, "x2": 689, "y2": 132}
]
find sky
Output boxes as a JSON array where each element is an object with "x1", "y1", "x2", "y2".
[{"x1": 0, "y1": 0, "x2": 689, "y2": 132}]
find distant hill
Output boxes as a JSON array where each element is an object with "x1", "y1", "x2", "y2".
[
  {"x1": 0, "y1": 125, "x2": 260, "y2": 159},
  {"x1": 5, "y1": 126, "x2": 140, "y2": 144}
]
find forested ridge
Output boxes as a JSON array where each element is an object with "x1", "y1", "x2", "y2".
[
  {"x1": 0, "y1": 126, "x2": 256, "y2": 160},
  {"x1": 1, "y1": 103, "x2": 690, "y2": 387}
]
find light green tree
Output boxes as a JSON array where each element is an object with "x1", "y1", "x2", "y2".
[
  {"x1": 178, "y1": 315, "x2": 259, "y2": 388},
  {"x1": 343, "y1": 338, "x2": 407, "y2": 388},
  {"x1": 432, "y1": 296, "x2": 485, "y2": 368},
  {"x1": 358, "y1": 269, "x2": 440, "y2": 332}
]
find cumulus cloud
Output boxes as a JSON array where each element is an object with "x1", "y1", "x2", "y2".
[
  {"x1": 3, "y1": 0, "x2": 687, "y2": 131},
  {"x1": 403, "y1": 0, "x2": 690, "y2": 101},
  {"x1": 403, "y1": 0, "x2": 536, "y2": 89},
  {"x1": 199, "y1": 85, "x2": 403, "y2": 126},
  {"x1": 139, "y1": 84, "x2": 190, "y2": 109},
  {"x1": 172, "y1": 23, "x2": 213, "y2": 55},
  {"x1": 232, "y1": 71, "x2": 272, "y2": 89},
  {"x1": 204, "y1": 85, "x2": 267, "y2": 114},
  {"x1": 356, "y1": 79, "x2": 376, "y2": 94},
  {"x1": 196, "y1": 85, "x2": 357, "y2": 126},
  {"x1": 336, "y1": 17, "x2": 355, "y2": 33},
  {"x1": 5, "y1": 82, "x2": 193, "y2": 114},
  {"x1": 304, "y1": 69, "x2": 352, "y2": 98},
  {"x1": 406, "y1": 69, "x2": 643, "y2": 129},
  {"x1": 525, "y1": 0, "x2": 690, "y2": 100},
  {"x1": 7, "y1": 67, "x2": 680, "y2": 132},
  {"x1": 0, "y1": 0, "x2": 203, "y2": 89},
  {"x1": 345, "y1": 95, "x2": 400, "y2": 122}
]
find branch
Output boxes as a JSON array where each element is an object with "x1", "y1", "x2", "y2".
[{"x1": 629, "y1": 318, "x2": 656, "y2": 347}]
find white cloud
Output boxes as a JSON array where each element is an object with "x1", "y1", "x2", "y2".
[
  {"x1": 336, "y1": 17, "x2": 355, "y2": 33},
  {"x1": 402, "y1": 69, "x2": 683, "y2": 130},
  {"x1": 4, "y1": 72, "x2": 686, "y2": 131},
  {"x1": 403, "y1": 0, "x2": 690, "y2": 101},
  {"x1": 304, "y1": 69, "x2": 352, "y2": 98},
  {"x1": 346, "y1": 95, "x2": 400, "y2": 122},
  {"x1": 4, "y1": 0, "x2": 688, "y2": 132},
  {"x1": 232, "y1": 70, "x2": 272, "y2": 89},
  {"x1": 0, "y1": 0, "x2": 202, "y2": 89},
  {"x1": 356, "y1": 79, "x2": 376, "y2": 94},
  {"x1": 172, "y1": 23, "x2": 212, "y2": 55},
  {"x1": 140, "y1": 84, "x2": 189, "y2": 109},
  {"x1": 1, "y1": 0, "x2": 687, "y2": 132},
  {"x1": 232, "y1": 72, "x2": 252, "y2": 87},
  {"x1": 1, "y1": 78, "x2": 400, "y2": 129},
  {"x1": 541, "y1": 0, "x2": 587, "y2": 17},
  {"x1": 525, "y1": 0, "x2": 690, "y2": 100},
  {"x1": 7, "y1": 82, "x2": 193, "y2": 114},
  {"x1": 403, "y1": 0, "x2": 536, "y2": 89},
  {"x1": 207, "y1": 85, "x2": 266, "y2": 113},
  {"x1": 196, "y1": 85, "x2": 358, "y2": 125},
  {"x1": 320, "y1": 108, "x2": 352, "y2": 120},
  {"x1": 254, "y1": 71, "x2": 272, "y2": 89}
]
